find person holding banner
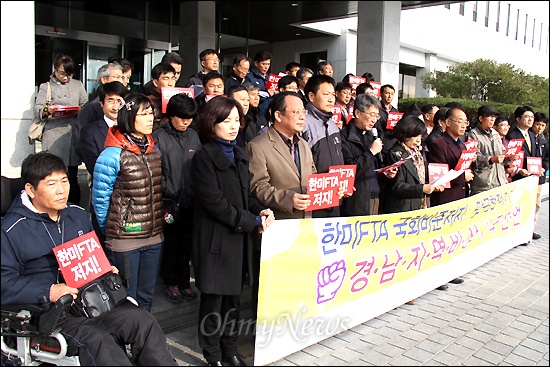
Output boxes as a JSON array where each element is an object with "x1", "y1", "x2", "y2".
[
  {"x1": 426, "y1": 107, "x2": 474, "y2": 289},
  {"x1": 506, "y1": 106, "x2": 545, "y2": 242},
  {"x1": 302, "y1": 74, "x2": 346, "y2": 217},
  {"x1": 1, "y1": 152, "x2": 177, "y2": 366},
  {"x1": 465, "y1": 105, "x2": 509, "y2": 195},
  {"x1": 247, "y1": 91, "x2": 317, "y2": 321},
  {"x1": 383, "y1": 115, "x2": 444, "y2": 214},
  {"x1": 191, "y1": 96, "x2": 274, "y2": 367},
  {"x1": 340, "y1": 93, "x2": 396, "y2": 216}
]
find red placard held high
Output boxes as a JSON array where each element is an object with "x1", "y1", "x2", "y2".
[
  {"x1": 265, "y1": 73, "x2": 284, "y2": 91},
  {"x1": 161, "y1": 87, "x2": 195, "y2": 113},
  {"x1": 386, "y1": 112, "x2": 404, "y2": 130}
]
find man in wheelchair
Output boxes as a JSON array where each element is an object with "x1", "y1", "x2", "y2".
[{"x1": 1, "y1": 152, "x2": 178, "y2": 366}]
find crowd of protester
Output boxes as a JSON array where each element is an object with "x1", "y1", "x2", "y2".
[{"x1": 2, "y1": 49, "x2": 548, "y2": 366}]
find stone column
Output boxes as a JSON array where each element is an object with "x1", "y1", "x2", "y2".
[
  {"x1": 356, "y1": 1, "x2": 401, "y2": 108},
  {"x1": 178, "y1": 1, "x2": 217, "y2": 81},
  {"x1": 1, "y1": 1, "x2": 36, "y2": 177}
]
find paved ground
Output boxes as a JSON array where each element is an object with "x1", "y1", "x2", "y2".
[{"x1": 162, "y1": 184, "x2": 549, "y2": 366}]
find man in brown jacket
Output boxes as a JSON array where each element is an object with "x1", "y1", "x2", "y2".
[
  {"x1": 247, "y1": 91, "x2": 316, "y2": 220},
  {"x1": 246, "y1": 91, "x2": 316, "y2": 319}
]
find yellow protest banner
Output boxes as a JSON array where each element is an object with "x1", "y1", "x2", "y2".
[{"x1": 254, "y1": 176, "x2": 537, "y2": 365}]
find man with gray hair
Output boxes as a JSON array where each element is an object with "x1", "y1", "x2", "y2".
[
  {"x1": 296, "y1": 67, "x2": 313, "y2": 103},
  {"x1": 340, "y1": 93, "x2": 396, "y2": 216}
]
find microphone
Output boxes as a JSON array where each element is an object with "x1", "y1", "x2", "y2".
[
  {"x1": 371, "y1": 127, "x2": 383, "y2": 163},
  {"x1": 371, "y1": 127, "x2": 378, "y2": 139}
]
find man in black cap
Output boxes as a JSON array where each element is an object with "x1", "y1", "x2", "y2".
[{"x1": 465, "y1": 105, "x2": 509, "y2": 195}]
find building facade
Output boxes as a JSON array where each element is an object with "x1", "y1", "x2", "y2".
[{"x1": 1, "y1": 1, "x2": 548, "y2": 176}]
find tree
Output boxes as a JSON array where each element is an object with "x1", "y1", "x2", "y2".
[{"x1": 421, "y1": 59, "x2": 549, "y2": 112}]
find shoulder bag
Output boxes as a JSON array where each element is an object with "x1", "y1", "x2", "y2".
[
  {"x1": 75, "y1": 272, "x2": 128, "y2": 318},
  {"x1": 28, "y1": 82, "x2": 51, "y2": 144}
]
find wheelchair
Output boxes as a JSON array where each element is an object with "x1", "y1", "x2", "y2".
[
  {"x1": 1, "y1": 176, "x2": 79, "y2": 366},
  {"x1": 1, "y1": 295, "x2": 80, "y2": 366}
]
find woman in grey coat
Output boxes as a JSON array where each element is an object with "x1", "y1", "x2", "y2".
[{"x1": 34, "y1": 53, "x2": 88, "y2": 204}]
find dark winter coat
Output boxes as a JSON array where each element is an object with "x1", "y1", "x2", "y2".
[
  {"x1": 340, "y1": 121, "x2": 379, "y2": 216},
  {"x1": 426, "y1": 132, "x2": 468, "y2": 206},
  {"x1": 152, "y1": 122, "x2": 202, "y2": 208},
  {"x1": 383, "y1": 142, "x2": 426, "y2": 213},
  {"x1": 191, "y1": 142, "x2": 264, "y2": 295}
]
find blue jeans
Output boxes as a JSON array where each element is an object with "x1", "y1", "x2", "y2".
[{"x1": 111, "y1": 242, "x2": 163, "y2": 312}]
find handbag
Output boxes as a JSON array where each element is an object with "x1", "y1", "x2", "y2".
[
  {"x1": 76, "y1": 272, "x2": 127, "y2": 318},
  {"x1": 28, "y1": 82, "x2": 51, "y2": 144}
]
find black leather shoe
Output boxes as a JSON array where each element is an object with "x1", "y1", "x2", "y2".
[
  {"x1": 449, "y1": 278, "x2": 464, "y2": 284},
  {"x1": 436, "y1": 284, "x2": 448, "y2": 291},
  {"x1": 208, "y1": 361, "x2": 223, "y2": 366},
  {"x1": 532, "y1": 233, "x2": 541, "y2": 240},
  {"x1": 224, "y1": 355, "x2": 246, "y2": 366}
]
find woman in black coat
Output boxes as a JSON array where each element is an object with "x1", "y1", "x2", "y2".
[
  {"x1": 191, "y1": 96, "x2": 274, "y2": 367},
  {"x1": 382, "y1": 115, "x2": 444, "y2": 214}
]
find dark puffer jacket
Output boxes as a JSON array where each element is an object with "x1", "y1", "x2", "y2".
[{"x1": 92, "y1": 126, "x2": 164, "y2": 239}]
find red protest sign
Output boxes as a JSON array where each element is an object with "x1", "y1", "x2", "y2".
[
  {"x1": 331, "y1": 105, "x2": 342, "y2": 125},
  {"x1": 370, "y1": 81, "x2": 382, "y2": 98},
  {"x1": 454, "y1": 148, "x2": 477, "y2": 171},
  {"x1": 161, "y1": 87, "x2": 194, "y2": 113},
  {"x1": 504, "y1": 139, "x2": 524, "y2": 157},
  {"x1": 348, "y1": 75, "x2": 366, "y2": 90},
  {"x1": 464, "y1": 139, "x2": 478, "y2": 150},
  {"x1": 51, "y1": 105, "x2": 81, "y2": 118},
  {"x1": 428, "y1": 163, "x2": 451, "y2": 189},
  {"x1": 306, "y1": 172, "x2": 340, "y2": 211},
  {"x1": 509, "y1": 151, "x2": 524, "y2": 172},
  {"x1": 527, "y1": 157, "x2": 543, "y2": 174},
  {"x1": 265, "y1": 73, "x2": 283, "y2": 91},
  {"x1": 386, "y1": 112, "x2": 403, "y2": 130},
  {"x1": 53, "y1": 231, "x2": 111, "y2": 288},
  {"x1": 329, "y1": 165, "x2": 356, "y2": 196}
]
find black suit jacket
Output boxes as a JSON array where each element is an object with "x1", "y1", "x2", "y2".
[
  {"x1": 506, "y1": 126, "x2": 538, "y2": 182},
  {"x1": 80, "y1": 118, "x2": 109, "y2": 176},
  {"x1": 426, "y1": 132, "x2": 468, "y2": 206}
]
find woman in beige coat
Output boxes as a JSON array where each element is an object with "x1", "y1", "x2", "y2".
[{"x1": 34, "y1": 53, "x2": 88, "y2": 204}]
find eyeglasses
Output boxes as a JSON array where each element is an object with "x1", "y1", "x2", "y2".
[
  {"x1": 360, "y1": 111, "x2": 380, "y2": 120},
  {"x1": 56, "y1": 70, "x2": 72, "y2": 78},
  {"x1": 205, "y1": 58, "x2": 220, "y2": 62},
  {"x1": 283, "y1": 109, "x2": 308, "y2": 117},
  {"x1": 136, "y1": 111, "x2": 154, "y2": 117},
  {"x1": 449, "y1": 118, "x2": 469, "y2": 126},
  {"x1": 109, "y1": 74, "x2": 123, "y2": 80}
]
